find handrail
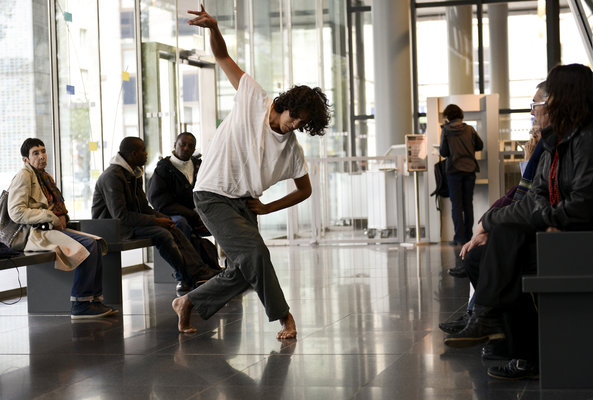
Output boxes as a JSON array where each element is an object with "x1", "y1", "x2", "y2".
[{"x1": 568, "y1": 0, "x2": 593, "y2": 66}]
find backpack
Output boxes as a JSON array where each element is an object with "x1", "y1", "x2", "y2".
[{"x1": 430, "y1": 159, "x2": 449, "y2": 210}]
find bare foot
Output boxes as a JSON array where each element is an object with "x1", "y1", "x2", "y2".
[
  {"x1": 277, "y1": 312, "x2": 297, "y2": 340},
  {"x1": 172, "y1": 295, "x2": 197, "y2": 333}
]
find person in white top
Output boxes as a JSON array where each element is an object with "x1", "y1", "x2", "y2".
[{"x1": 172, "y1": 5, "x2": 331, "y2": 339}]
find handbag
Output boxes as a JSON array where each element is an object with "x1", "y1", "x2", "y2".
[{"x1": 0, "y1": 190, "x2": 29, "y2": 249}]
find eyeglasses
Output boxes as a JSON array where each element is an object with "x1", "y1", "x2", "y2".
[{"x1": 530, "y1": 101, "x2": 547, "y2": 110}]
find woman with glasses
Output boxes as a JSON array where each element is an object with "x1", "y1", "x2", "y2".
[{"x1": 443, "y1": 64, "x2": 593, "y2": 380}]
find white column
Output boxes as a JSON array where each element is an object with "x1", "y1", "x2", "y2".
[
  {"x1": 446, "y1": 5, "x2": 473, "y2": 94},
  {"x1": 489, "y1": 4, "x2": 510, "y2": 139},
  {"x1": 372, "y1": 0, "x2": 412, "y2": 155}
]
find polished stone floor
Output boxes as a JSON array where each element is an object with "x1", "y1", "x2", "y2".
[{"x1": 1, "y1": 244, "x2": 592, "y2": 400}]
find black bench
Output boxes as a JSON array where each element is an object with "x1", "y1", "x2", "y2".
[
  {"x1": 522, "y1": 231, "x2": 593, "y2": 389},
  {"x1": 0, "y1": 251, "x2": 61, "y2": 313},
  {"x1": 79, "y1": 219, "x2": 153, "y2": 305},
  {"x1": 1, "y1": 219, "x2": 153, "y2": 314}
]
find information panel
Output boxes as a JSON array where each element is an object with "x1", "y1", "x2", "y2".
[{"x1": 405, "y1": 134, "x2": 428, "y2": 172}]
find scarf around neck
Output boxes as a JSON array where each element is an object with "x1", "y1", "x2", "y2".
[{"x1": 33, "y1": 167, "x2": 68, "y2": 217}]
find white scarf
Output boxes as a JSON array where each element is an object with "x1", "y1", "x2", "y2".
[{"x1": 170, "y1": 154, "x2": 194, "y2": 185}]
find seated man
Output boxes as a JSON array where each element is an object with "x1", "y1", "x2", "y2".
[
  {"x1": 148, "y1": 131, "x2": 208, "y2": 239},
  {"x1": 147, "y1": 132, "x2": 219, "y2": 283},
  {"x1": 7, "y1": 138, "x2": 115, "y2": 319},
  {"x1": 92, "y1": 137, "x2": 218, "y2": 292}
]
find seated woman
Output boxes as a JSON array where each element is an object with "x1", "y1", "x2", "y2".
[
  {"x1": 7, "y1": 138, "x2": 115, "y2": 319},
  {"x1": 444, "y1": 64, "x2": 593, "y2": 380}
]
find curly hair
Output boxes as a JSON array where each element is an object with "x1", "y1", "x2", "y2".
[
  {"x1": 546, "y1": 64, "x2": 593, "y2": 138},
  {"x1": 272, "y1": 85, "x2": 331, "y2": 136}
]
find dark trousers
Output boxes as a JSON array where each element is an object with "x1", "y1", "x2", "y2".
[
  {"x1": 475, "y1": 223, "x2": 539, "y2": 361},
  {"x1": 133, "y1": 225, "x2": 213, "y2": 285},
  {"x1": 475, "y1": 223, "x2": 537, "y2": 308},
  {"x1": 464, "y1": 244, "x2": 484, "y2": 289},
  {"x1": 189, "y1": 191, "x2": 290, "y2": 322},
  {"x1": 447, "y1": 172, "x2": 476, "y2": 244}
]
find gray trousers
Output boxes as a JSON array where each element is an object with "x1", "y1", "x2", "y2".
[{"x1": 189, "y1": 191, "x2": 289, "y2": 321}]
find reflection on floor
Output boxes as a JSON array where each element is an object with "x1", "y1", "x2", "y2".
[{"x1": 0, "y1": 244, "x2": 591, "y2": 399}]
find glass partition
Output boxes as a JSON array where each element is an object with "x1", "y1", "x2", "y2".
[
  {"x1": 0, "y1": 0, "x2": 53, "y2": 192},
  {"x1": 55, "y1": 0, "x2": 102, "y2": 218}
]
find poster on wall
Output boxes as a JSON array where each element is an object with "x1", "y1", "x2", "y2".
[{"x1": 405, "y1": 134, "x2": 428, "y2": 172}]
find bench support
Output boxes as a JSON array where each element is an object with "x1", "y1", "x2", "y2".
[
  {"x1": 26, "y1": 262, "x2": 72, "y2": 313},
  {"x1": 523, "y1": 231, "x2": 593, "y2": 389},
  {"x1": 153, "y1": 249, "x2": 176, "y2": 283}
]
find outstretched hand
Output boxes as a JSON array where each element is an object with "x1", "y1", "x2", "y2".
[{"x1": 187, "y1": 4, "x2": 217, "y2": 28}]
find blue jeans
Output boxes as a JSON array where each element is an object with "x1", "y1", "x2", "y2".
[
  {"x1": 61, "y1": 230, "x2": 103, "y2": 302},
  {"x1": 170, "y1": 215, "x2": 192, "y2": 239},
  {"x1": 447, "y1": 172, "x2": 476, "y2": 244}
]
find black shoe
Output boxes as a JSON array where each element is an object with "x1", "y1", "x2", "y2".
[
  {"x1": 439, "y1": 312, "x2": 471, "y2": 334},
  {"x1": 71, "y1": 301, "x2": 114, "y2": 320},
  {"x1": 447, "y1": 265, "x2": 468, "y2": 278},
  {"x1": 176, "y1": 281, "x2": 191, "y2": 293},
  {"x1": 487, "y1": 359, "x2": 539, "y2": 380},
  {"x1": 444, "y1": 313, "x2": 505, "y2": 348},
  {"x1": 481, "y1": 339, "x2": 511, "y2": 361}
]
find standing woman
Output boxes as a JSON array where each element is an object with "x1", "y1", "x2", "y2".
[{"x1": 439, "y1": 104, "x2": 484, "y2": 245}]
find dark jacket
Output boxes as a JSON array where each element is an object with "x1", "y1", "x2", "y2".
[
  {"x1": 439, "y1": 122, "x2": 483, "y2": 174},
  {"x1": 482, "y1": 121, "x2": 593, "y2": 232},
  {"x1": 92, "y1": 153, "x2": 164, "y2": 238},
  {"x1": 147, "y1": 155, "x2": 202, "y2": 226}
]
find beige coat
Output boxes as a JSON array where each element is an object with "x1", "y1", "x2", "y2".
[{"x1": 7, "y1": 164, "x2": 104, "y2": 271}]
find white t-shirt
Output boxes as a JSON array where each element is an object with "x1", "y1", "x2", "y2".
[{"x1": 195, "y1": 74, "x2": 308, "y2": 198}]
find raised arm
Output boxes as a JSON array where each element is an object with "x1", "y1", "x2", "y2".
[{"x1": 188, "y1": 5, "x2": 244, "y2": 90}]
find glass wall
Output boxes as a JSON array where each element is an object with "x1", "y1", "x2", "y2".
[
  {"x1": 55, "y1": 0, "x2": 140, "y2": 218},
  {"x1": 0, "y1": 0, "x2": 53, "y2": 191},
  {"x1": 0, "y1": 0, "x2": 53, "y2": 292},
  {"x1": 55, "y1": 0, "x2": 102, "y2": 218}
]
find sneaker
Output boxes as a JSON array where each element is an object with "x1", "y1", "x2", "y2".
[
  {"x1": 71, "y1": 301, "x2": 113, "y2": 320},
  {"x1": 487, "y1": 359, "x2": 539, "y2": 380},
  {"x1": 444, "y1": 313, "x2": 505, "y2": 348},
  {"x1": 92, "y1": 301, "x2": 118, "y2": 315},
  {"x1": 439, "y1": 312, "x2": 471, "y2": 334}
]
